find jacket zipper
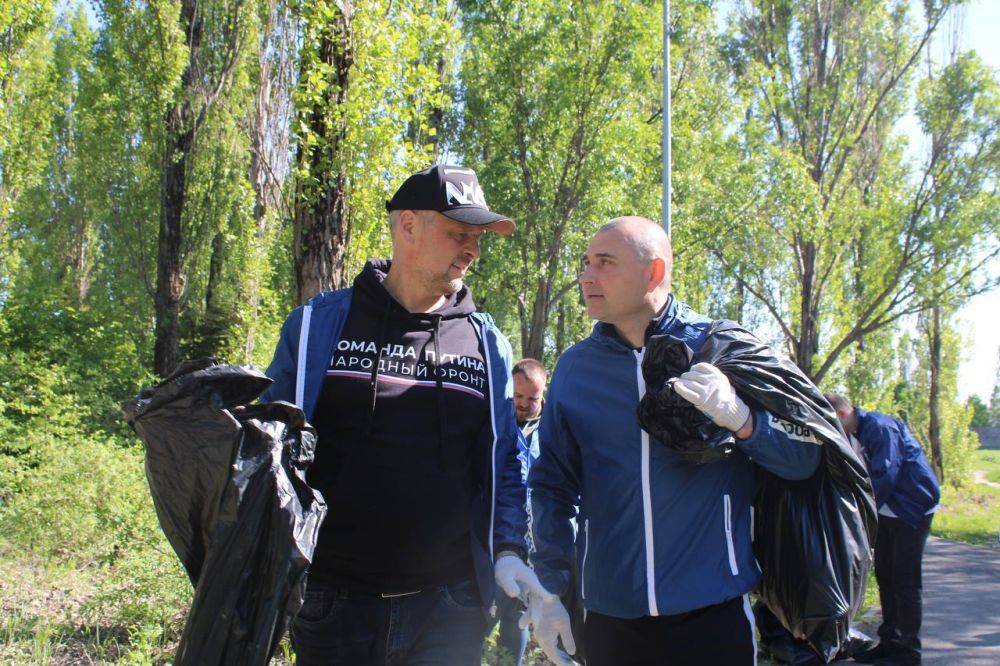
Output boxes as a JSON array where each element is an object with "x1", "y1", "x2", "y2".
[
  {"x1": 634, "y1": 349, "x2": 659, "y2": 616},
  {"x1": 581, "y1": 519, "x2": 590, "y2": 600},
  {"x1": 724, "y1": 494, "x2": 739, "y2": 576},
  {"x1": 476, "y1": 318, "x2": 499, "y2": 562},
  {"x1": 294, "y1": 304, "x2": 313, "y2": 408}
]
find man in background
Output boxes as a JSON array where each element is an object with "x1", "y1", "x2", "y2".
[
  {"x1": 492, "y1": 358, "x2": 548, "y2": 665},
  {"x1": 513, "y1": 358, "x2": 547, "y2": 471},
  {"x1": 825, "y1": 393, "x2": 940, "y2": 666}
]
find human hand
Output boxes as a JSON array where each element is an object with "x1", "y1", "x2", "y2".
[{"x1": 672, "y1": 362, "x2": 751, "y2": 434}]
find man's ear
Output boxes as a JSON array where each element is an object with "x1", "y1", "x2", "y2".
[
  {"x1": 397, "y1": 210, "x2": 419, "y2": 242},
  {"x1": 648, "y1": 257, "x2": 667, "y2": 290}
]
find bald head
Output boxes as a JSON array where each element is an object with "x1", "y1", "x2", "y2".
[
  {"x1": 597, "y1": 216, "x2": 673, "y2": 286},
  {"x1": 598, "y1": 216, "x2": 672, "y2": 263},
  {"x1": 580, "y1": 215, "x2": 673, "y2": 335}
]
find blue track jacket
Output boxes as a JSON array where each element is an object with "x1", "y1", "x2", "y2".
[
  {"x1": 854, "y1": 408, "x2": 940, "y2": 527},
  {"x1": 260, "y1": 288, "x2": 529, "y2": 605},
  {"x1": 529, "y1": 297, "x2": 823, "y2": 619}
]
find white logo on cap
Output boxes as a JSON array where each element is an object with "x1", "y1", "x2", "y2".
[{"x1": 446, "y1": 180, "x2": 488, "y2": 207}]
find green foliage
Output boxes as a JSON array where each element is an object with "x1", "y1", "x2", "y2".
[
  {"x1": 0, "y1": 291, "x2": 152, "y2": 502},
  {"x1": 967, "y1": 394, "x2": 990, "y2": 428},
  {"x1": 0, "y1": 434, "x2": 189, "y2": 662},
  {"x1": 706, "y1": 0, "x2": 999, "y2": 384},
  {"x1": 459, "y1": 0, "x2": 667, "y2": 359},
  {"x1": 977, "y1": 449, "x2": 1000, "y2": 485},
  {"x1": 0, "y1": 297, "x2": 151, "y2": 432},
  {"x1": 0, "y1": 352, "x2": 78, "y2": 498},
  {"x1": 0, "y1": 0, "x2": 59, "y2": 290},
  {"x1": 293, "y1": 0, "x2": 459, "y2": 288},
  {"x1": 990, "y1": 352, "x2": 1000, "y2": 427},
  {"x1": 932, "y1": 470, "x2": 1000, "y2": 548},
  {"x1": 897, "y1": 316, "x2": 979, "y2": 486}
]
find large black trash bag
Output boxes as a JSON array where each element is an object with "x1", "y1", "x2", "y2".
[
  {"x1": 638, "y1": 334, "x2": 735, "y2": 464},
  {"x1": 122, "y1": 358, "x2": 327, "y2": 665},
  {"x1": 639, "y1": 323, "x2": 876, "y2": 662},
  {"x1": 754, "y1": 601, "x2": 875, "y2": 664}
]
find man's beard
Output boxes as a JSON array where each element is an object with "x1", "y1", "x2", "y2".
[
  {"x1": 431, "y1": 269, "x2": 463, "y2": 296},
  {"x1": 415, "y1": 265, "x2": 464, "y2": 298}
]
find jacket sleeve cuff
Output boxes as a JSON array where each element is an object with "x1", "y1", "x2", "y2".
[
  {"x1": 494, "y1": 544, "x2": 527, "y2": 562},
  {"x1": 734, "y1": 408, "x2": 769, "y2": 450}
]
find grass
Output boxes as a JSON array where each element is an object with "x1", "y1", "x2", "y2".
[
  {"x1": 976, "y1": 449, "x2": 1000, "y2": 485},
  {"x1": 0, "y1": 429, "x2": 191, "y2": 664},
  {"x1": 931, "y1": 448, "x2": 1000, "y2": 548}
]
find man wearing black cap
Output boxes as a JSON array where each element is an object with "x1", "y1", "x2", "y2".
[{"x1": 262, "y1": 165, "x2": 548, "y2": 665}]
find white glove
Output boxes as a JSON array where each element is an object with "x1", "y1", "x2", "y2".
[
  {"x1": 518, "y1": 591, "x2": 578, "y2": 665},
  {"x1": 672, "y1": 362, "x2": 751, "y2": 433},
  {"x1": 494, "y1": 554, "x2": 554, "y2": 601}
]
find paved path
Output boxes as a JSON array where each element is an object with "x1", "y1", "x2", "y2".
[
  {"x1": 921, "y1": 536, "x2": 1000, "y2": 665},
  {"x1": 972, "y1": 470, "x2": 1000, "y2": 489}
]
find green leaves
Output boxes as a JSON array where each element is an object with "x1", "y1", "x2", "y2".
[
  {"x1": 458, "y1": 0, "x2": 664, "y2": 359},
  {"x1": 0, "y1": 0, "x2": 994, "y2": 449}
]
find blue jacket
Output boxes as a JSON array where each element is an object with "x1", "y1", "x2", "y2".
[
  {"x1": 854, "y1": 408, "x2": 940, "y2": 527},
  {"x1": 261, "y1": 288, "x2": 529, "y2": 605},
  {"x1": 529, "y1": 297, "x2": 823, "y2": 619}
]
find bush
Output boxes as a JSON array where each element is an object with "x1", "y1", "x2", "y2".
[
  {"x1": 0, "y1": 296, "x2": 154, "y2": 437},
  {"x1": 0, "y1": 296, "x2": 154, "y2": 503},
  {"x1": 0, "y1": 433, "x2": 190, "y2": 662}
]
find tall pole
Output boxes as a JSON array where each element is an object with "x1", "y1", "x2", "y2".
[{"x1": 662, "y1": 0, "x2": 671, "y2": 237}]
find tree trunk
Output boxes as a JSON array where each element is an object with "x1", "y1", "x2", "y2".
[
  {"x1": 205, "y1": 230, "x2": 225, "y2": 313},
  {"x1": 153, "y1": 0, "x2": 201, "y2": 377},
  {"x1": 523, "y1": 277, "x2": 550, "y2": 360},
  {"x1": 154, "y1": 119, "x2": 195, "y2": 376},
  {"x1": 429, "y1": 54, "x2": 447, "y2": 158},
  {"x1": 294, "y1": 1, "x2": 353, "y2": 305},
  {"x1": 244, "y1": 0, "x2": 294, "y2": 361},
  {"x1": 928, "y1": 300, "x2": 945, "y2": 482},
  {"x1": 796, "y1": 240, "x2": 819, "y2": 378},
  {"x1": 554, "y1": 300, "x2": 567, "y2": 360}
]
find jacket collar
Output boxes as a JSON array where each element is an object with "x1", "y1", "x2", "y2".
[
  {"x1": 853, "y1": 407, "x2": 873, "y2": 437},
  {"x1": 591, "y1": 294, "x2": 678, "y2": 351}
]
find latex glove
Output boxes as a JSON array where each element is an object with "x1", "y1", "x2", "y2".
[
  {"x1": 494, "y1": 554, "x2": 554, "y2": 602},
  {"x1": 672, "y1": 362, "x2": 751, "y2": 433},
  {"x1": 518, "y1": 591, "x2": 577, "y2": 665}
]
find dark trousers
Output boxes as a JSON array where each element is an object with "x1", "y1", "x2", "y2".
[
  {"x1": 291, "y1": 578, "x2": 489, "y2": 665},
  {"x1": 583, "y1": 595, "x2": 756, "y2": 666},
  {"x1": 874, "y1": 514, "x2": 933, "y2": 657},
  {"x1": 494, "y1": 593, "x2": 529, "y2": 665}
]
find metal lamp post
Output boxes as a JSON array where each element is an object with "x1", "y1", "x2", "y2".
[{"x1": 663, "y1": 0, "x2": 672, "y2": 237}]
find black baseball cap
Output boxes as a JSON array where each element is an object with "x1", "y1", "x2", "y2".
[{"x1": 386, "y1": 164, "x2": 515, "y2": 236}]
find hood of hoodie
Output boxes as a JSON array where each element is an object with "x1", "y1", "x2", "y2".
[{"x1": 353, "y1": 258, "x2": 476, "y2": 323}]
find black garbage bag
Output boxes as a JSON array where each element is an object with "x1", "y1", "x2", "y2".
[
  {"x1": 122, "y1": 358, "x2": 327, "y2": 665},
  {"x1": 754, "y1": 601, "x2": 875, "y2": 664},
  {"x1": 638, "y1": 323, "x2": 876, "y2": 662},
  {"x1": 637, "y1": 335, "x2": 735, "y2": 464}
]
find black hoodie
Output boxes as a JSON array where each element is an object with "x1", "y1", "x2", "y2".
[{"x1": 307, "y1": 260, "x2": 490, "y2": 592}]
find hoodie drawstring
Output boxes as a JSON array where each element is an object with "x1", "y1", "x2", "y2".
[
  {"x1": 431, "y1": 315, "x2": 448, "y2": 473},
  {"x1": 367, "y1": 299, "x2": 392, "y2": 439}
]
